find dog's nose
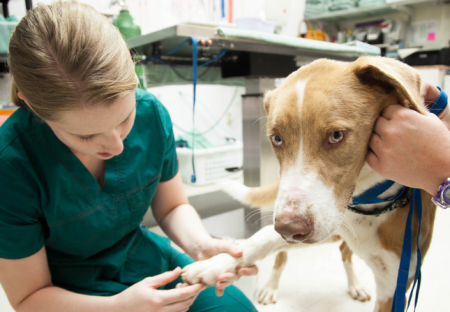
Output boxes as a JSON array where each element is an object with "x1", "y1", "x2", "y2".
[{"x1": 274, "y1": 215, "x2": 312, "y2": 242}]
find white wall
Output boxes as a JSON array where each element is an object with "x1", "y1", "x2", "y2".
[
  {"x1": 6, "y1": 0, "x2": 306, "y2": 36},
  {"x1": 148, "y1": 84, "x2": 244, "y2": 145}
]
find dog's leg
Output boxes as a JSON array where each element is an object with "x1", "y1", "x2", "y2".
[
  {"x1": 256, "y1": 251, "x2": 288, "y2": 305},
  {"x1": 181, "y1": 225, "x2": 289, "y2": 286},
  {"x1": 340, "y1": 241, "x2": 371, "y2": 301}
]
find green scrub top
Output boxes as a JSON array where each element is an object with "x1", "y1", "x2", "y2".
[{"x1": 0, "y1": 89, "x2": 179, "y2": 295}]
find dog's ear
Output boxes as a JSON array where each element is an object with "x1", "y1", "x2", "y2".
[
  {"x1": 351, "y1": 56, "x2": 427, "y2": 114},
  {"x1": 263, "y1": 89, "x2": 274, "y2": 115}
]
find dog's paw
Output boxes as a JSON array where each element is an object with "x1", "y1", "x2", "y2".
[
  {"x1": 256, "y1": 287, "x2": 278, "y2": 305},
  {"x1": 181, "y1": 253, "x2": 240, "y2": 286},
  {"x1": 348, "y1": 284, "x2": 371, "y2": 301},
  {"x1": 216, "y1": 179, "x2": 249, "y2": 205}
]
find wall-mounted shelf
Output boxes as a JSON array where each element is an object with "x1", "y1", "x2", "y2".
[{"x1": 304, "y1": 0, "x2": 445, "y2": 22}]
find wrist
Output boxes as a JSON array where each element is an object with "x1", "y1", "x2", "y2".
[
  {"x1": 428, "y1": 86, "x2": 448, "y2": 115},
  {"x1": 109, "y1": 294, "x2": 124, "y2": 312}
]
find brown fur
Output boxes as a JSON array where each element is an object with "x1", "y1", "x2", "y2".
[
  {"x1": 245, "y1": 178, "x2": 280, "y2": 207},
  {"x1": 339, "y1": 241, "x2": 353, "y2": 264},
  {"x1": 273, "y1": 251, "x2": 288, "y2": 270}
]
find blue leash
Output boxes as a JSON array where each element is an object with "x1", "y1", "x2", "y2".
[{"x1": 391, "y1": 189, "x2": 422, "y2": 312}]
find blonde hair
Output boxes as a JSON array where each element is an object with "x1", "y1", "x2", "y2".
[{"x1": 8, "y1": 0, "x2": 138, "y2": 121}]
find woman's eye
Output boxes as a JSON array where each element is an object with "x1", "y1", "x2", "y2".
[
  {"x1": 79, "y1": 135, "x2": 95, "y2": 142},
  {"x1": 271, "y1": 135, "x2": 282, "y2": 147},
  {"x1": 328, "y1": 131, "x2": 344, "y2": 144}
]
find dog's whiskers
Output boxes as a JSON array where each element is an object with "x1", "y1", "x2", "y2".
[
  {"x1": 251, "y1": 215, "x2": 274, "y2": 226},
  {"x1": 342, "y1": 215, "x2": 360, "y2": 251},
  {"x1": 252, "y1": 116, "x2": 268, "y2": 127},
  {"x1": 245, "y1": 209, "x2": 274, "y2": 222}
]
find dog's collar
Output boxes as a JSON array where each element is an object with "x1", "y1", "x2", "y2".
[{"x1": 347, "y1": 180, "x2": 413, "y2": 216}]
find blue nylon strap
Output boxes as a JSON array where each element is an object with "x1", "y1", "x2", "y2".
[
  {"x1": 408, "y1": 189, "x2": 423, "y2": 311},
  {"x1": 392, "y1": 189, "x2": 422, "y2": 312},
  {"x1": 352, "y1": 180, "x2": 407, "y2": 205},
  {"x1": 428, "y1": 87, "x2": 448, "y2": 115},
  {"x1": 190, "y1": 36, "x2": 198, "y2": 183}
]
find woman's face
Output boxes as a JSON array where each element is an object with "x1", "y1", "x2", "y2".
[{"x1": 45, "y1": 92, "x2": 136, "y2": 160}]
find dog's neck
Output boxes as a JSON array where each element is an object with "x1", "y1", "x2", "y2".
[{"x1": 351, "y1": 163, "x2": 405, "y2": 214}]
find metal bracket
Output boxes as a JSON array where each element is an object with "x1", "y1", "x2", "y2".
[{"x1": 392, "y1": 5, "x2": 415, "y2": 20}]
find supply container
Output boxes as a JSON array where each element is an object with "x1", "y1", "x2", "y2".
[
  {"x1": 176, "y1": 141, "x2": 243, "y2": 185},
  {"x1": 235, "y1": 17, "x2": 276, "y2": 33},
  {"x1": 0, "y1": 19, "x2": 18, "y2": 54},
  {"x1": 0, "y1": 107, "x2": 18, "y2": 127}
]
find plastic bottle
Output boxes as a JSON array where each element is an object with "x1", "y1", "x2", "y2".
[
  {"x1": 114, "y1": 9, "x2": 141, "y2": 40},
  {"x1": 114, "y1": 7, "x2": 144, "y2": 88}
]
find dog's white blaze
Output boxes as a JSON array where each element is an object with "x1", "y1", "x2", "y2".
[
  {"x1": 296, "y1": 79, "x2": 308, "y2": 113},
  {"x1": 272, "y1": 79, "x2": 308, "y2": 123}
]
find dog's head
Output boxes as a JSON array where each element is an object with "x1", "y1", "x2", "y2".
[{"x1": 266, "y1": 56, "x2": 426, "y2": 244}]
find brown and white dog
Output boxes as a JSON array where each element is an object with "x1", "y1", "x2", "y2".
[{"x1": 181, "y1": 56, "x2": 437, "y2": 312}]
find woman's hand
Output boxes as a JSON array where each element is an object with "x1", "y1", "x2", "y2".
[
  {"x1": 191, "y1": 238, "x2": 258, "y2": 296},
  {"x1": 367, "y1": 83, "x2": 450, "y2": 194},
  {"x1": 112, "y1": 267, "x2": 205, "y2": 312}
]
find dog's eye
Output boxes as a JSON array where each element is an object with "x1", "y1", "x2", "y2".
[
  {"x1": 271, "y1": 135, "x2": 282, "y2": 146},
  {"x1": 329, "y1": 131, "x2": 344, "y2": 144}
]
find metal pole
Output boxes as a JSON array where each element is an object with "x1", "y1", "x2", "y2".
[
  {"x1": 25, "y1": 0, "x2": 32, "y2": 10},
  {"x1": 1, "y1": 0, "x2": 9, "y2": 18}
]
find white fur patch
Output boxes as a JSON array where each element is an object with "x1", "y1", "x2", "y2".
[{"x1": 296, "y1": 79, "x2": 308, "y2": 114}]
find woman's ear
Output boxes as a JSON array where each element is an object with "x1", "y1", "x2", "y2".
[
  {"x1": 17, "y1": 92, "x2": 39, "y2": 116},
  {"x1": 17, "y1": 92, "x2": 29, "y2": 105}
]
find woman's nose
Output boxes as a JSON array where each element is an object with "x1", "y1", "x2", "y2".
[{"x1": 102, "y1": 130, "x2": 124, "y2": 155}]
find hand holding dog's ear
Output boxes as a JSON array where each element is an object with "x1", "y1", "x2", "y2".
[{"x1": 367, "y1": 88, "x2": 450, "y2": 195}]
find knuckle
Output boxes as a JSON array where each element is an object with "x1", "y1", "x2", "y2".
[{"x1": 149, "y1": 298, "x2": 163, "y2": 307}]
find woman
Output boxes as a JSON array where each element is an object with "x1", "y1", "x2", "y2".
[{"x1": 0, "y1": 1, "x2": 257, "y2": 311}]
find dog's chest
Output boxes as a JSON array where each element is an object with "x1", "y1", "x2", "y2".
[{"x1": 336, "y1": 211, "x2": 387, "y2": 256}]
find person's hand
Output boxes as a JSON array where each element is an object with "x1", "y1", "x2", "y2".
[
  {"x1": 112, "y1": 267, "x2": 205, "y2": 312},
  {"x1": 367, "y1": 104, "x2": 450, "y2": 195},
  {"x1": 191, "y1": 238, "x2": 258, "y2": 296}
]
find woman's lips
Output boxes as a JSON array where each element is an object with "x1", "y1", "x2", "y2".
[{"x1": 98, "y1": 152, "x2": 113, "y2": 158}]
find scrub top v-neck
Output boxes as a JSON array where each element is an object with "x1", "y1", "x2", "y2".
[{"x1": 0, "y1": 89, "x2": 179, "y2": 295}]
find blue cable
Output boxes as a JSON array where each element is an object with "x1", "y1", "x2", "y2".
[
  {"x1": 190, "y1": 36, "x2": 198, "y2": 183},
  {"x1": 199, "y1": 49, "x2": 228, "y2": 67},
  {"x1": 142, "y1": 37, "x2": 230, "y2": 183},
  {"x1": 221, "y1": 0, "x2": 225, "y2": 18}
]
